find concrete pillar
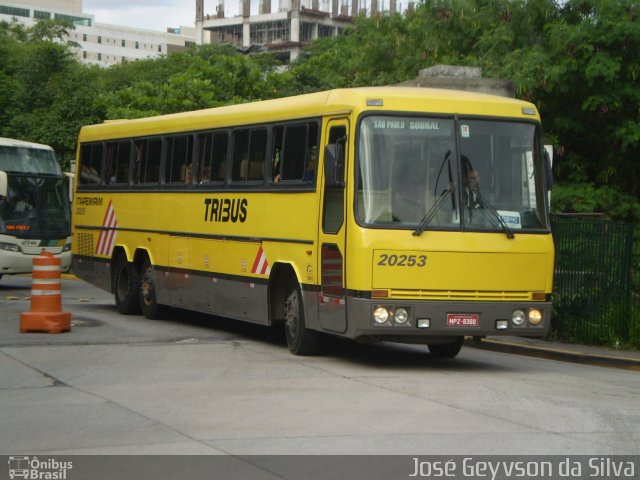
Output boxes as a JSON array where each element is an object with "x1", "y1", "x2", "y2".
[
  {"x1": 243, "y1": 20, "x2": 250, "y2": 46},
  {"x1": 291, "y1": 9, "x2": 300, "y2": 41},
  {"x1": 196, "y1": 0, "x2": 204, "y2": 21},
  {"x1": 390, "y1": 0, "x2": 396, "y2": 14}
]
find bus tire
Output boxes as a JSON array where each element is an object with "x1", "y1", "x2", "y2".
[
  {"x1": 140, "y1": 258, "x2": 167, "y2": 319},
  {"x1": 284, "y1": 282, "x2": 319, "y2": 355},
  {"x1": 427, "y1": 336, "x2": 464, "y2": 359},
  {"x1": 114, "y1": 255, "x2": 141, "y2": 315}
]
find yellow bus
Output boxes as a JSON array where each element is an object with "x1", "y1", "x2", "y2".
[{"x1": 72, "y1": 87, "x2": 554, "y2": 357}]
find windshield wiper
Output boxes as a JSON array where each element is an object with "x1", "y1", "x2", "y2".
[
  {"x1": 413, "y1": 185, "x2": 456, "y2": 236},
  {"x1": 473, "y1": 189, "x2": 515, "y2": 239}
]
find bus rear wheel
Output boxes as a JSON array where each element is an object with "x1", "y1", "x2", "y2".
[
  {"x1": 284, "y1": 282, "x2": 319, "y2": 355},
  {"x1": 427, "y1": 336, "x2": 464, "y2": 359},
  {"x1": 114, "y1": 255, "x2": 141, "y2": 315},
  {"x1": 140, "y1": 258, "x2": 167, "y2": 319}
]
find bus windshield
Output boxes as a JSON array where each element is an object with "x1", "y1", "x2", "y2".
[
  {"x1": 0, "y1": 145, "x2": 62, "y2": 175},
  {"x1": 0, "y1": 175, "x2": 71, "y2": 238},
  {"x1": 356, "y1": 115, "x2": 549, "y2": 232}
]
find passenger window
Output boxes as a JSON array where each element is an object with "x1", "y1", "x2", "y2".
[
  {"x1": 133, "y1": 138, "x2": 162, "y2": 185},
  {"x1": 165, "y1": 135, "x2": 193, "y2": 185},
  {"x1": 197, "y1": 131, "x2": 228, "y2": 183},
  {"x1": 79, "y1": 143, "x2": 103, "y2": 186},
  {"x1": 232, "y1": 129, "x2": 266, "y2": 182},
  {"x1": 104, "y1": 141, "x2": 131, "y2": 185},
  {"x1": 272, "y1": 122, "x2": 319, "y2": 183}
]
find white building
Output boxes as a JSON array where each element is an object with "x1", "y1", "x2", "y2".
[
  {"x1": 0, "y1": 0, "x2": 196, "y2": 67},
  {"x1": 196, "y1": 0, "x2": 410, "y2": 62}
]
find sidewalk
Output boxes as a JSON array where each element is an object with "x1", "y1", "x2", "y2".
[{"x1": 467, "y1": 336, "x2": 640, "y2": 371}]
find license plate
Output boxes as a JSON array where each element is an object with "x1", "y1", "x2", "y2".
[{"x1": 447, "y1": 313, "x2": 479, "y2": 327}]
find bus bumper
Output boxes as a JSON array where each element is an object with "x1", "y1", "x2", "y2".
[
  {"x1": 345, "y1": 298, "x2": 551, "y2": 342},
  {"x1": 0, "y1": 249, "x2": 72, "y2": 276}
]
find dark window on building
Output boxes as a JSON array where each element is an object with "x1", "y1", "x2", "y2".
[
  {"x1": 104, "y1": 141, "x2": 131, "y2": 185},
  {"x1": 232, "y1": 129, "x2": 266, "y2": 182},
  {"x1": 165, "y1": 135, "x2": 193, "y2": 184},
  {"x1": 34, "y1": 10, "x2": 51, "y2": 20},
  {"x1": 79, "y1": 143, "x2": 104, "y2": 186},
  {"x1": 98, "y1": 35, "x2": 102, "y2": 44},
  {"x1": 98, "y1": 53, "x2": 102, "y2": 61},
  {"x1": 196, "y1": 131, "x2": 228, "y2": 183},
  {"x1": 0, "y1": 6, "x2": 29, "y2": 17},
  {"x1": 82, "y1": 33, "x2": 87, "y2": 41},
  {"x1": 158, "y1": 44, "x2": 162, "y2": 52},
  {"x1": 82, "y1": 51, "x2": 87, "y2": 59},
  {"x1": 54, "y1": 13, "x2": 91, "y2": 26},
  {"x1": 121, "y1": 39, "x2": 125, "y2": 47},
  {"x1": 133, "y1": 138, "x2": 162, "y2": 185},
  {"x1": 135, "y1": 41, "x2": 139, "y2": 49}
]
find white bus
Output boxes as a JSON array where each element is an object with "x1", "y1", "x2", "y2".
[{"x1": 0, "y1": 137, "x2": 72, "y2": 279}]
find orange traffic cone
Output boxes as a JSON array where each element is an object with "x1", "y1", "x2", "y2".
[{"x1": 20, "y1": 250, "x2": 71, "y2": 334}]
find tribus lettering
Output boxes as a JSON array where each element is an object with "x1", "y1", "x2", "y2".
[{"x1": 204, "y1": 198, "x2": 248, "y2": 223}]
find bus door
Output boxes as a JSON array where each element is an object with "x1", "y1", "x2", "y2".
[{"x1": 317, "y1": 119, "x2": 349, "y2": 333}]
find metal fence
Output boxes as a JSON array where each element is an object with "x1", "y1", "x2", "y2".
[{"x1": 552, "y1": 214, "x2": 639, "y2": 347}]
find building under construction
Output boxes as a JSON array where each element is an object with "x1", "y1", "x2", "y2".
[{"x1": 195, "y1": 0, "x2": 409, "y2": 62}]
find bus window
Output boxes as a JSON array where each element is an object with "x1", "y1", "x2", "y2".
[
  {"x1": 232, "y1": 128, "x2": 266, "y2": 182},
  {"x1": 165, "y1": 135, "x2": 193, "y2": 185},
  {"x1": 196, "y1": 131, "x2": 228, "y2": 183},
  {"x1": 133, "y1": 138, "x2": 161, "y2": 185},
  {"x1": 323, "y1": 125, "x2": 346, "y2": 234},
  {"x1": 278, "y1": 123, "x2": 319, "y2": 183},
  {"x1": 79, "y1": 143, "x2": 103, "y2": 185},
  {"x1": 357, "y1": 116, "x2": 457, "y2": 227},
  {"x1": 104, "y1": 141, "x2": 131, "y2": 185}
]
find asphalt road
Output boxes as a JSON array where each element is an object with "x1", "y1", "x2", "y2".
[{"x1": 1, "y1": 275, "x2": 639, "y2": 458}]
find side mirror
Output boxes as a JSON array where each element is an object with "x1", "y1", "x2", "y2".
[
  {"x1": 0, "y1": 171, "x2": 7, "y2": 198},
  {"x1": 323, "y1": 137, "x2": 345, "y2": 188},
  {"x1": 543, "y1": 147, "x2": 553, "y2": 191},
  {"x1": 64, "y1": 172, "x2": 74, "y2": 202}
]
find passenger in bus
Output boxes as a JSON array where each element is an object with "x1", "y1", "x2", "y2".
[
  {"x1": 272, "y1": 149, "x2": 281, "y2": 182},
  {"x1": 200, "y1": 167, "x2": 211, "y2": 183},
  {"x1": 184, "y1": 164, "x2": 192, "y2": 185},
  {"x1": 15, "y1": 192, "x2": 33, "y2": 213},
  {"x1": 303, "y1": 146, "x2": 317, "y2": 182},
  {"x1": 462, "y1": 157, "x2": 482, "y2": 209}
]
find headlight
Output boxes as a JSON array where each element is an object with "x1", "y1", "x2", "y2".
[
  {"x1": 373, "y1": 306, "x2": 390, "y2": 324},
  {"x1": 0, "y1": 242, "x2": 21, "y2": 253},
  {"x1": 62, "y1": 243, "x2": 72, "y2": 252},
  {"x1": 512, "y1": 309, "x2": 526, "y2": 326},
  {"x1": 394, "y1": 307, "x2": 409, "y2": 324},
  {"x1": 528, "y1": 308, "x2": 543, "y2": 325}
]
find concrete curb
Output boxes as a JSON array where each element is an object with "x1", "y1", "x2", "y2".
[{"x1": 466, "y1": 338, "x2": 640, "y2": 371}]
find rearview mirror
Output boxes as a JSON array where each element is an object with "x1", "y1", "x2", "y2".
[
  {"x1": 0, "y1": 171, "x2": 7, "y2": 198},
  {"x1": 543, "y1": 146, "x2": 553, "y2": 191}
]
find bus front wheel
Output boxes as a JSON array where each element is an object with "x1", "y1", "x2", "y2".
[
  {"x1": 140, "y1": 259, "x2": 167, "y2": 319},
  {"x1": 114, "y1": 255, "x2": 141, "y2": 315},
  {"x1": 284, "y1": 282, "x2": 319, "y2": 355},
  {"x1": 427, "y1": 336, "x2": 464, "y2": 359}
]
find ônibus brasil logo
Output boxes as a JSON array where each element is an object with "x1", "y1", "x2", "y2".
[{"x1": 8, "y1": 456, "x2": 73, "y2": 480}]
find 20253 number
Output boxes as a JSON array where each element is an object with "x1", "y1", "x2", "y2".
[{"x1": 377, "y1": 254, "x2": 427, "y2": 267}]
